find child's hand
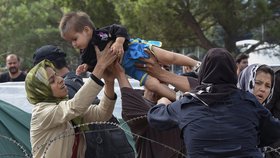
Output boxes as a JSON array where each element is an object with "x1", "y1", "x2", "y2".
[
  {"x1": 111, "y1": 41, "x2": 124, "y2": 55},
  {"x1": 111, "y1": 37, "x2": 125, "y2": 63},
  {"x1": 76, "y1": 64, "x2": 88, "y2": 75}
]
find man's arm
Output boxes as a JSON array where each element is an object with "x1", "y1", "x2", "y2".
[
  {"x1": 136, "y1": 50, "x2": 192, "y2": 92},
  {"x1": 113, "y1": 62, "x2": 150, "y2": 134}
]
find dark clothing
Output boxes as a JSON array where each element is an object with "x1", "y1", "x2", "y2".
[
  {"x1": 33, "y1": 45, "x2": 67, "y2": 69},
  {"x1": 121, "y1": 87, "x2": 186, "y2": 158},
  {"x1": 81, "y1": 24, "x2": 130, "y2": 71},
  {"x1": 148, "y1": 48, "x2": 280, "y2": 158},
  {"x1": 64, "y1": 71, "x2": 135, "y2": 158},
  {"x1": 193, "y1": 48, "x2": 238, "y2": 106},
  {"x1": 85, "y1": 116, "x2": 135, "y2": 158},
  {"x1": 0, "y1": 71, "x2": 26, "y2": 82},
  {"x1": 181, "y1": 72, "x2": 198, "y2": 79},
  {"x1": 197, "y1": 48, "x2": 237, "y2": 85},
  {"x1": 265, "y1": 69, "x2": 280, "y2": 158},
  {"x1": 148, "y1": 89, "x2": 280, "y2": 158}
]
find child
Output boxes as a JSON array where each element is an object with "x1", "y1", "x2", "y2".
[{"x1": 59, "y1": 11, "x2": 201, "y2": 101}]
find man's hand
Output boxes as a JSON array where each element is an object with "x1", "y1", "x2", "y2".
[
  {"x1": 112, "y1": 61, "x2": 125, "y2": 79},
  {"x1": 135, "y1": 49, "x2": 163, "y2": 78}
]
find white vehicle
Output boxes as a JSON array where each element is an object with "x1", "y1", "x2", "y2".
[
  {"x1": 236, "y1": 39, "x2": 280, "y2": 68},
  {"x1": 0, "y1": 78, "x2": 142, "y2": 118}
]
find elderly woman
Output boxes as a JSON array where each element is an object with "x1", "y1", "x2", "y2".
[
  {"x1": 237, "y1": 63, "x2": 274, "y2": 105},
  {"x1": 25, "y1": 44, "x2": 117, "y2": 158},
  {"x1": 147, "y1": 48, "x2": 280, "y2": 158}
]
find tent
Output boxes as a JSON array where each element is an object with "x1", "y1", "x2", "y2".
[{"x1": 0, "y1": 100, "x2": 31, "y2": 158}]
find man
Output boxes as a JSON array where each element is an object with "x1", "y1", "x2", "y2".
[
  {"x1": 33, "y1": 45, "x2": 135, "y2": 158},
  {"x1": 113, "y1": 50, "x2": 200, "y2": 158},
  {"x1": 116, "y1": 61, "x2": 187, "y2": 158},
  {"x1": 236, "y1": 53, "x2": 249, "y2": 76},
  {"x1": 0, "y1": 54, "x2": 26, "y2": 82}
]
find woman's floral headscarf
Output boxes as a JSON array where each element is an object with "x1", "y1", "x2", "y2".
[{"x1": 25, "y1": 59, "x2": 66, "y2": 105}]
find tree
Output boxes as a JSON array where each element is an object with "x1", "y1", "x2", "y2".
[
  {"x1": 0, "y1": 0, "x2": 279, "y2": 69},
  {"x1": 113, "y1": 0, "x2": 280, "y2": 56},
  {"x1": 56, "y1": 0, "x2": 120, "y2": 28},
  {"x1": 0, "y1": 0, "x2": 71, "y2": 70}
]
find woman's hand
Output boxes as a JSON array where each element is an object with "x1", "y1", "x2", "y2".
[{"x1": 92, "y1": 42, "x2": 117, "y2": 79}]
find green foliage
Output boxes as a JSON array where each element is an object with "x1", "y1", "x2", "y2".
[
  {"x1": 56, "y1": 0, "x2": 120, "y2": 27},
  {"x1": 0, "y1": 0, "x2": 279, "y2": 70},
  {"x1": 114, "y1": 0, "x2": 280, "y2": 55},
  {"x1": 0, "y1": 0, "x2": 77, "y2": 70}
]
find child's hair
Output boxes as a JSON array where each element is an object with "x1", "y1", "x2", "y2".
[
  {"x1": 59, "y1": 11, "x2": 96, "y2": 37},
  {"x1": 257, "y1": 65, "x2": 275, "y2": 88}
]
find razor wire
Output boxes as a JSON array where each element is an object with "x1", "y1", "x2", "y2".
[{"x1": 2, "y1": 115, "x2": 280, "y2": 157}]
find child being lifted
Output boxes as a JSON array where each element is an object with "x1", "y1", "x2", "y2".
[{"x1": 59, "y1": 11, "x2": 200, "y2": 101}]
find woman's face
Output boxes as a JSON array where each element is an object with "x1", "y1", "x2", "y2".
[
  {"x1": 253, "y1": 71, "x2": 272, "y2": 104},
  {"x1": 46, "y1": 67, "x2": 68, "y2": 98}
]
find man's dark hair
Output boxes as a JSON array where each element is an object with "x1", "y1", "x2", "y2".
[
  {"x1": 33, "y1": 45, "x2": 67, "y2": 69},
  {"x1": 235, "y1": 53, "x2": 249, "y2": 63},
  {"x1": 257, "y1": 65, "x2": 275, "y2": 88}
]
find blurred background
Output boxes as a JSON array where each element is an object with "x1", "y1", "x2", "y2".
[{"x1": 0, "y1": 0, "x2": 279, "y2": 73}]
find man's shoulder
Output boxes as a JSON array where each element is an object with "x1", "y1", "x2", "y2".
[
  {"x1": 64, "y1": 72, "x2": 83, "y2": 80},
  {"x1": 0, "y1": 71, "x2": 9, "y2": 76},
  {"x1": 19, "y1": 71, "x2": 27, "y2": 78},
  {"x1": 63, "y1": 72, "x2": 84, "y2": 90},
  {"x1": 0, "y1": 72, "x2": 10, "y2": 82}
]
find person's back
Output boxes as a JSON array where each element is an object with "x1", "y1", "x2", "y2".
[
  {"x1": 178, "y1": 90, "x2": 267, "y2": 157},
  {"x1": 148, "y1": 48, "x2": 280, "y2": 158}
]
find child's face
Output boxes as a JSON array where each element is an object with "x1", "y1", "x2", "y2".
[{"x1": 62, "y1": 26, "x2": 92, "y2": 50}]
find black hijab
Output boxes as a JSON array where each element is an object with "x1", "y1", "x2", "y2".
[
  {"x1": 189, "y1": 48, "x2": 238, "y2": 105},
  {"x1": 266, "y1": 69, "x2": 280, "y2": 118}
]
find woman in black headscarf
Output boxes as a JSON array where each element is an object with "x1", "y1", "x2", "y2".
[{"x1": 147, "y1": 48, "x2": 280, "y2": 158}]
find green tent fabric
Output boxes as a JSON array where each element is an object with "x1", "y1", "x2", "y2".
[
  {"x1": 0, "y1": 100, "x2": 31, "y2": 158},
  {"x1": 118, "y1": 118, "x2": 136, "y2": 154}
]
